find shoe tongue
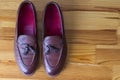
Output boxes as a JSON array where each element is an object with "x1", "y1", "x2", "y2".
[
  {"x1": 43, "y1": 36, "x2": 63, "y2": 54},
  {"x1": 44, "y1": 36, "x2": 62, "y2": 45},
  {"x1": 18, "y1": 35, "x2": 35, "y2": 45}
]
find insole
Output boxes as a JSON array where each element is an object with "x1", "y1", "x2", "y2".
[
  {"x1": 18, "y1": 3, "x2": 35, "y2": 36},
  {"x1": 23, "y1": 25, "x2": 34, "y2": 36},
  {"x1": 44, "y1": 4, "x2": 62, "y2": 37}
]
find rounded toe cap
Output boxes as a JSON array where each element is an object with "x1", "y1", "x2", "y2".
[
  {"x1": 19, "y1": 64, "x2": 34, "y2": 75},
  {"x1": 45, "y1": 64, "x2": 62, "y2": 77}
]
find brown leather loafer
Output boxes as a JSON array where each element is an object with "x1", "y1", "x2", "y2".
[
  {"x1": 14, "y1": 1, "x2": 38, "y2": 75},
  {"x1": 42, "y1": 2, "x2": 67, "y2": 76}
]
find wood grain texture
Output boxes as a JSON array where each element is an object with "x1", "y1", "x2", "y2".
[{"x1": 1, "y1": 0, "x2": 120, "y2": 80}]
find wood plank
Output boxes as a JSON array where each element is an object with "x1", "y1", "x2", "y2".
[
  {"x1": 64, "y1": 11, "x2": 119, "y2": 30},
  {"x1": 96, "y1": 46, "x2": 120, "y2": 67},
  {"x1": 68, "y1": 44, "x2": 95, "y2": 63},
  {"x1": 113, "y1": 65, "x2": 120, "y2": 80},
  {"x1": 0, "y1": 61, "x2": 112, "y2": 80},
  {"x1": 1, "y1": 0, "x2": 120, "y2": 12},
  {"x1": 66, "y1": 30, "x2": 117, "y2": 44}
]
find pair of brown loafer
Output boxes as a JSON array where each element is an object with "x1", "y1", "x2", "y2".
[{"x1": 14, "y1": 1, "x2": 67, "y2": 76}]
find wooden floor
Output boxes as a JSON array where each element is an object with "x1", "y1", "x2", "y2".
[{"x1": 1, "y1": 0, "x2": 120, "y2": 79}]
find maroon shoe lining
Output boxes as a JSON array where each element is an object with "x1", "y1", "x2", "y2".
[
  {"x1": 18, "y1": 2, "x2": 35, "y2": 36},
  {"x1": 44, "y1": 3, "x2": 62, "y2": 37}
]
